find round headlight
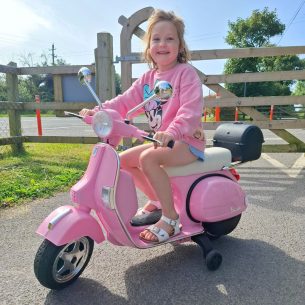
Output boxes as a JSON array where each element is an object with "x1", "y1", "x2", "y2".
[{"x1": 92, "y1": 111, "x2": 113, "y2": 137}]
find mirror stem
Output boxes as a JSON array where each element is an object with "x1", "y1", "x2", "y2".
[
  {"x1": 83, "y1": 79, "x2": 103, "y2": 108},
  {"x1": 126, "y1": 94, "x2": 157, "y2": 120}
]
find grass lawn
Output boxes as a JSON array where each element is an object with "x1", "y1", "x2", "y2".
[{"x1": 0, "y1": 143, "x2": 93, "y2": 208}]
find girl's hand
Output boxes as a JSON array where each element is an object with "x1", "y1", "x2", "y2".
[
  {"x1": 79, "y1": 108, "x2": 95, "y2": 116},
  {"x1": 193, "y1": 127, "x2": 205, "y2": 141},
  {"x1": 153, "y1": 131, "x2": 174, "y2": 149}
]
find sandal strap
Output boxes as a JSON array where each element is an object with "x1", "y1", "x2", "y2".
[
  {"x1": 146, "y1": 225, "x2": 169, "y2": 242},
  {"x1": 161, "y1": 215, "x2": 179, "y2": 227},
  {"x1": 135, "y1": 200, "x2": 161, "y2": 216},
  {"x1": 141, "y1": 215, "x2": 181, "y2": 243},
  {"x1": 160, "y1": 215, "x2": 180, "y2": 235},
  {"x1": 150, "y1": 200, "x2": 161, "y2": 209}
]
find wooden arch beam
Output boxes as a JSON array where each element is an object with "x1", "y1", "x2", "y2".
[{"x1": 119, "y1": 7, "x2": 154, "y2": 91}]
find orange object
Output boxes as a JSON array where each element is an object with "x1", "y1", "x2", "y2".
[
  {"x1": 235, "y1": 107, "x2": 239, "y2": 121},
  {"x1": 269, "y1": 105, "x2": 274, "y2": 121},
  {"x1": 215, "y1": 92, "x2": 221, "y2": 122},
  {"x1": 203, "y1": 107, "x2": 207, "y2": 122},
  {"x1": 35, "y1": 95, "x2": 42, "y2": 136}
]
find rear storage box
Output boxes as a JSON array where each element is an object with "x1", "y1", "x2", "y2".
[{"x1": 213, "y1": 122, "x2": 264, "y2": 162}]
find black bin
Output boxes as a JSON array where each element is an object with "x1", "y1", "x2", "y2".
[{"x1": 213, "y1": 122, "x2": 264, "y2": 162}]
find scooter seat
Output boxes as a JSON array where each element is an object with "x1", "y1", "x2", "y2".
[{"x1": 164, "y1": 147, "x2": 232, "y2": 177}]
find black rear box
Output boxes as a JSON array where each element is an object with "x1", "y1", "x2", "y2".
[{"x1": 213, "y1": 122, "x2": 264, "y2": 162}]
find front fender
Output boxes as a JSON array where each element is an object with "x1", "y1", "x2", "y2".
[{"x1": 36, "y1": 205, "x2": 105, "y2": 246}]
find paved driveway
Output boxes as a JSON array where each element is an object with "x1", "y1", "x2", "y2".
[{"x1": 0, "y1": 153, "x2": 304, "y2": 305}]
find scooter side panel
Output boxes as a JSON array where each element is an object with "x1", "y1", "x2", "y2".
[
  {"x1": 36, "y1": 205, "x2": 105, "y2": 246},
  {"x1": 94, "y1": 145, "x2": 119, "y2": 210},
  {"x1": 189, "y1": 174, "x2": 246, "y2": 222},
  {"x1": 115, "y1": 170, "x2": 138, "y2": 225},
  {"x1": 70, "y1": 144, "x2": 106, "y2": 210},
  {"x1": 95, "y1": 169, "x2": 139, "y2": 247}
]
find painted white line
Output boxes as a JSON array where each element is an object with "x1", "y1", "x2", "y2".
[
  {"x1": 261, "y1": 153, "x2": 286, "y2": 168},
  {"x1": 290, "y1": 153, "x2": 305, "y2": 178},
  {"x1": 261, "y1": 153, "x2": 305, "y2": 178}
]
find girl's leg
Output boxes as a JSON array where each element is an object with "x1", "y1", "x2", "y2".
[
  {"x1": 138, "y1": 142, "x2": 197, "y2": 242},
  {"x1": 119, "y1": 143, "x2": 158, "y2": 202}
]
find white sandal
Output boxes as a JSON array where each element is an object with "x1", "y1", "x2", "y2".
[
  {"x1": 140, "y1": 215, "x2": 181, "y2": 243},
  {"x1": 135, "y1": 200, "x2": 161, "y2": 216}
]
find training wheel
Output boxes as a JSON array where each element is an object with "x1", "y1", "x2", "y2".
[{"x1": 205, "y1": 250, "x2": 222, "y2": 271}]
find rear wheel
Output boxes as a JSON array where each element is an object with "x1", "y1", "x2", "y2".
[{"x1": 34, "y1": 237, "x2": 94, "y2": 290}]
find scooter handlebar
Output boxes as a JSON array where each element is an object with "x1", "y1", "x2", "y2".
[
  {"x1": 167, "y1": 140, "x2": 175, "y2": 149},
  {"x1": 142, "y1": 135, "x2": 175, "y2": 149},
  {"x1": 64, "y1": 111, "x2": 84, "y2": 119},
  {"x1": 63, "y1": 111, "x2": 93, "y2": 125},
  {"x1": 65, "y1": 110, "x2": 174, "y2": 149}
]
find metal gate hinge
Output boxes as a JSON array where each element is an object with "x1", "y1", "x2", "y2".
[{"x1": 113, "y1": 55, "x2": 140, "y2": 63}]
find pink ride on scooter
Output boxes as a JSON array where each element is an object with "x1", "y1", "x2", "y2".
[{"x1": 34, "y1": 67, "x2": 264, "y2": 290}]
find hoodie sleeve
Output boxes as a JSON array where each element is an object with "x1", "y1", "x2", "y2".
[
  {"x1": 94, "y1": 76, "x2": 144, "y2": 118},
  {"x1": 165, "y1": 67, "x2": 204, "y2": 140}
]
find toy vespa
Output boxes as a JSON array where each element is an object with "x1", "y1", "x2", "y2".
[{"x1": 34, "y1": 67, "x2": 264, "y2": 290}]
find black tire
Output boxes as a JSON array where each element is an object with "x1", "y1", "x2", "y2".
[
  {"x1": 206, "y1": 250, "x2": 222, "y2": 271},
  {"x1": 34, "y1": 237, "x2": 94, "y2": 290}
]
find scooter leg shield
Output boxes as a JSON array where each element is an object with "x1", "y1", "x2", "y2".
[
  {"x1": 36, "y1": 205, "x2": 105, "y2": 246},
  {"x1": 188, "y1": 175, "x2": 246, "y2": 222}
]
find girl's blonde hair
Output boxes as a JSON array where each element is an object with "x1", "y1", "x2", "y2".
[{"x1": 143, "y1": 9, "x2": 191, "y2": 69}]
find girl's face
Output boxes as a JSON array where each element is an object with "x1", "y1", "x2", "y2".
[{"x1": 149, "y1": 21, "x2": 180, "y2": 72}]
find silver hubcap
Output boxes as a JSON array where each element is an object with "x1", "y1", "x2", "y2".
[{"x1": 52, "y1": 237, "x2": 90, "y2": 283}]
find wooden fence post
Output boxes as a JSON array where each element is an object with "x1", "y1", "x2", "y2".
[
  {"x1": 53, "y1": 74, "x2": 64, "y2": 116},
  {"x1": 6, "y1": 62, "x2": 24, "y2": 154},
  {"x1": 95, "y1": 32, "x2": 115, "y2": 102}
]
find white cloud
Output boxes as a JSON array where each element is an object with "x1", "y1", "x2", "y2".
[{"x1": 0, "y1": 0, "x2": 51, "y2": 46}]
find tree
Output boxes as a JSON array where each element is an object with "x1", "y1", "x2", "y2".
[
  {"x1": 293, "y1": 81, "x2": 305, "y2": 96},
  {"x1": 114, "y1": 72, "x2": 121, "y2": 95},
  {"x1": 223, "y1": 8, "x2": 304, "y2": 119},
  {"x1": 17, "y1": 52, "x2": 69, "y2": 104},
  {"x1": 292, "y1": 58, "x2": 305, "y2": 97},
  {"x1": 226, "y1": 8, "x2": 284, "y2": 48},
  {"x1": 0, "y1": 74, "x2": 7, "y2": 101}
]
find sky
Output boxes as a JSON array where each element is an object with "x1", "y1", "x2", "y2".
[{"x1": 0, "y1": 0, "x2": 305, "y2": 84}]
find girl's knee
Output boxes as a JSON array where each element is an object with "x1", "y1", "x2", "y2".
[
  {"x1": 139, "y1": 149, "x2": 158, "y2": 172},
  {"x1": 120, "y1": 153, "x2": 129, "y2": 170}
]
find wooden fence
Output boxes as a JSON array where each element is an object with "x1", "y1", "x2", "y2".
[{"x1": 1, "y1": 6, "x2": 305, "y2": 153}]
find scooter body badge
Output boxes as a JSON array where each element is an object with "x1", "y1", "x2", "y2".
[{"x1": 92, "y1": 146, "x2": 99, "y2": 157}]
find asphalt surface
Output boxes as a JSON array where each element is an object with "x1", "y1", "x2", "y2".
[
  {"x1": 0, "y1": 116, "x2": 305, "y2": 146},
  {"x1": 0, "y1": 151, "x2": 305, "y2": 305}
]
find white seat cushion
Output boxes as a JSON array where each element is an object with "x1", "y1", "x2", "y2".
[{"x1": 164, "y1": 147, "x2": 232, "y2": 177}]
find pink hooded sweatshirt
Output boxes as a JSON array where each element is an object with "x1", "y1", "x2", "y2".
[{"x1": 98, "y1": 63, "x2": 205, "y2": 151}]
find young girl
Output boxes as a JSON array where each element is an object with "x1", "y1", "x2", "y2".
[{"x1": 80, "y1": 9, "x2": 205, "y2": 244}]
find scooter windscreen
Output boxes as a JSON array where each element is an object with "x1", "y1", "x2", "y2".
[{"x1": 92, "y1": 111, "x2": 113, "y2": 137}]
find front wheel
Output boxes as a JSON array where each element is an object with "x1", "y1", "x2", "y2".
[{"x1": 34, "y1": 236, "x2": 94, "y2": 290}]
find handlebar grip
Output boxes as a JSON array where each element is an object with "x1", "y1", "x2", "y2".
[
  {"x1": 167, "y1": 140, "x2": 175, "y2": 149},
  {"x1": 142, "y1": 136, "x2": 174, "y2": 149}
]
